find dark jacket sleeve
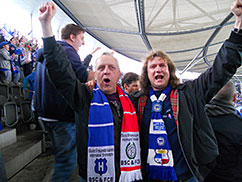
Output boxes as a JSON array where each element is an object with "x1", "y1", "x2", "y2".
[
  {"x1": 42, "y1": 36, "x2": 91, "y2": 111},
  {"x1": 82, "y1": 54, "x2": 93, "y2": 67},
  {"x1": 185, "y1": 31, "x2": 242, "y2": 104},
  {"x1": 36, "y1": 48, "x2": 44, "y2": 63}
]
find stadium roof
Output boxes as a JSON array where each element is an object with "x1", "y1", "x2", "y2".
[{"x1": 11, "y1": 0, "x2": 241, "y2": 76}]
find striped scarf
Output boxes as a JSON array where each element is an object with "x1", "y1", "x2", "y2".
[
  {"x1": 88, "y1": 84, "x2": 142, "y2": 182},
  {"x1": 146, "y1": 86, "x2": 177, "y2": 181}
]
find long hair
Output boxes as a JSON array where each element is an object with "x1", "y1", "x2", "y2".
[{"x1": 140, "y1": 50, "x2": 180, "y2": 95}]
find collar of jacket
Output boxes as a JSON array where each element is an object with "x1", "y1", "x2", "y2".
[{"x1": 205, "y1": 98, "x2": 237, "y2": 116}]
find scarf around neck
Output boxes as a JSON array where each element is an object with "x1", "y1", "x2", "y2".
[
  {"x1": 88, "y1": 84, "x2": 142, "y2": 182},
  {"x1": 146, "y1": 86, "x2": 177, "y2": 181}
]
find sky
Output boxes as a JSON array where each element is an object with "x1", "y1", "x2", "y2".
[{"x1": 0, "y1": 0, "x2": 199, "y2": 80}]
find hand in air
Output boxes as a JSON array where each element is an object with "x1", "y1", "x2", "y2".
[{"x1": 39, "y1": 2, "x2": 56, "y2": 24}]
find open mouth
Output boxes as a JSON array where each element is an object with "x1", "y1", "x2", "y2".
[
  {"x1": 155, "y1": 75, "x2": 164, "y2": 80},
  {"x1": 104, "y1": 78, "x2": 110, "y2": 83}
]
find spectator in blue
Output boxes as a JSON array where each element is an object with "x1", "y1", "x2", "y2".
[
  {"x1": 23, "y1": 70, "x2": 36, "y2": 99},
  {"x1": 15, "y1": 43, "x2": 27, "y2": 82},
  {"x1": 0, "y1": 41, "x2": 12, "y2": 81},
  {"x1": 35, "y1": 12, "x2": 95, "y2": 182},
  {"x1": 9, "y1": 44, "x2": 20, "y2": 83},
  {"x1": 19, "y1": 36, "x2": 32, "y2": 77},
  {"x1": 30, "y1": 50, "x2": 38, "y2": 71}
]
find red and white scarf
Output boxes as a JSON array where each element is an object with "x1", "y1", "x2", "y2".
[{"x1": 88, "y1": 85, "x2": 142, "y2": 182}]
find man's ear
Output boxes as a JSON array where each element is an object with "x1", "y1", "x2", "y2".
[
  {"x1": 69, "y1": 34, "x2": 75, "y2": 42},
  {"x1": 123, "y1": 83, "x2": 128, "y2": 90}
]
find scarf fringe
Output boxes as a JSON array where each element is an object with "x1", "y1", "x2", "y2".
[{"x1": 119, "y1": 170, "x2": 142, "y2": 182}]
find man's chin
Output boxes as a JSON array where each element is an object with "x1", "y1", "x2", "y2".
[
  {"x1": 100, "y1": 87, "x2": 114, "y2": 95},
  {"x1": 152, "y1": 84, "x2": 167, "y2": 90}
]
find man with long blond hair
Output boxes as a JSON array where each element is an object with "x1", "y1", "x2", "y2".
[{"x1": 130, "y1": 1, "x2": 242, "y2": 181}]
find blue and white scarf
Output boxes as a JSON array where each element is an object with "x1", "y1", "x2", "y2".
[
  {"x1": 146, "y1": 86, "x2": 177, "y2": 181},
  {"x1": 88, "y1": 84, "x2": 142, "y2": 182}
]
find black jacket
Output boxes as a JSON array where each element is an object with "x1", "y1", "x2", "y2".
[
  {"x1": 42, "y1": 31, "x2": 242, "y2": 181},
  {"x1": 204, "y1": 99, "x2": 242, "y2": 182},
  {"x1": 34, "y1": 48, "x2": 75, "y2": 122},
  {"x1": 42, "y1": 37, "x2": 124, "y2": 181},
  {"x1": 205, "y1": 114, "x2": 242, "y2": 182},
  {"x1": 131, "y1": 31, "x2": 242, "y2": 182}
]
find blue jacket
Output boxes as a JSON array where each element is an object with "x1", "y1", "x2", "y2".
[{"x1": 58, "y1": 40, "x2": 90, "y2": 82}]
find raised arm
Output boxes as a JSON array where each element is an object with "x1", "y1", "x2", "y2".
[
  {"x1": 82, "y1": 47, "x2": 101, "y2": 67},
  {"x1": 39, "y1": 2, "x2": 55, "y2": 38},
  {"x1": 38, "y1": 2, "x2": 91, "y2": 111},
  {"x1": 188, "y1": 0, "x2": 242, "y2": 104}
]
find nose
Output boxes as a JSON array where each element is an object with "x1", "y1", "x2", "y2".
[
  {"x1": 134, "y1": 87, "x2": 139, "y2": 91},
  {"x1": 81, "y1": 40, "x2": 85, "y2": 45},
  {"x1": 103, "y1": 66, "x2": 110, "y2": 74},
  {"x1": 154, "y1": 65, "x2": 162, "y2": 72}
]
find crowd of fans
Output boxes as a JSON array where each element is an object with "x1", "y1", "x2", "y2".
[
  {"x1": 234, "y1": 81, "x2": 242, "y2": 110},
  {"x1": 0, "y1": 27, "x2": 38, "y2": 88}
]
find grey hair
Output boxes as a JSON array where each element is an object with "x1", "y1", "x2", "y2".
[{"x1": 94, "y1": 52, "x2": 120, "y2": 71}]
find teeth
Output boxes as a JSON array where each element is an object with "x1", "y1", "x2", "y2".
[{"x1": 155, "y1": 75, "x2": 163, "y2": 80}]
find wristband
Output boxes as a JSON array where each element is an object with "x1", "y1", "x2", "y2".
[{"x1": 233, "y1": 28, "x2": 242, "y2": 34}]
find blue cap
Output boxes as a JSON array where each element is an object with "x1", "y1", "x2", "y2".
[{"x1": 0, "y1": 41, "x2": 9, "y2": 48}]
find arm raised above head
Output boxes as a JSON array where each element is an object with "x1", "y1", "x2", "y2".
[{"x1": 39, "y1": 1, "x2": 56, "y2": 38}]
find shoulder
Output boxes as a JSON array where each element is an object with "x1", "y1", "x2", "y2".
[
  {"x1": 174, "y1": 82, "x2": 198, "y2": 95},
  {"x1": 63, "y1": 47, "x2": 79, "y2": 61},
  {"x1": 58, "y1": 41, "x2": 75, "y2": 52},
  {"x1": 129, "y1": 90, "x2": 146, "y2": 107}
]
